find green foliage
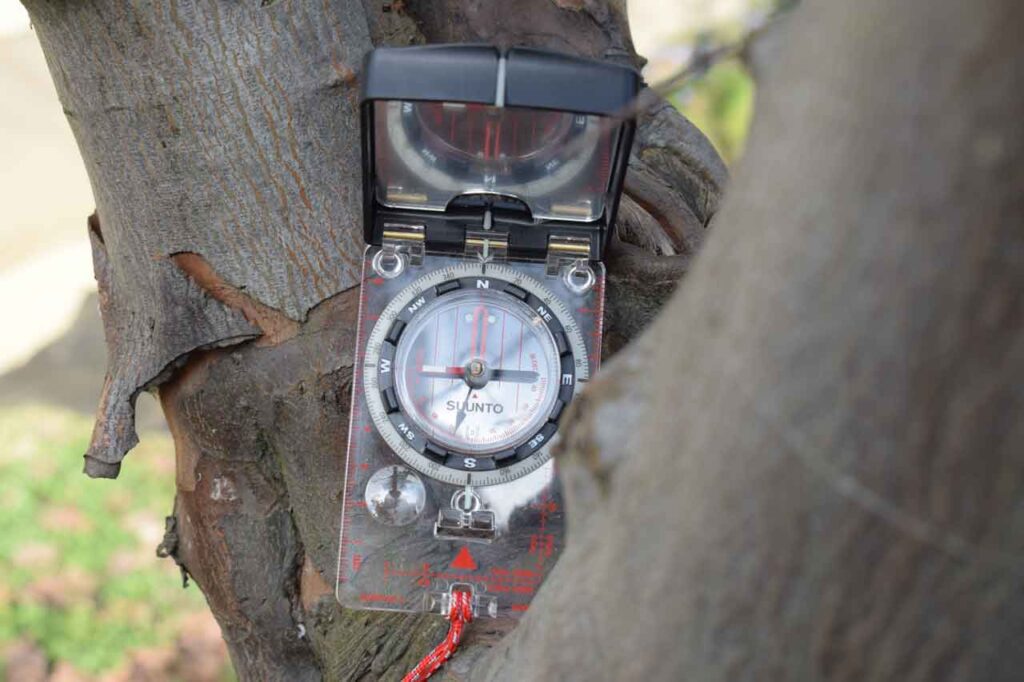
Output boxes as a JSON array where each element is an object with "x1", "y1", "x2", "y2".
[
  {"x1": 672, "y1": 57, "x2": 755, "y2": 165},
  {"x1": 0, "y1": 405, "x2": 221, "y2": 676}
]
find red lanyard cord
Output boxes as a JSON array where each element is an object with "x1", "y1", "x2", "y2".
[{"x1": 402, "y1": 589, "x2": 475, "y2": 682}]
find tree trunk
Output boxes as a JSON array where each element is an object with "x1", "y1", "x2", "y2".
[{"x1": 24, "y1": 0, "x2": 1023, "y2": 680}]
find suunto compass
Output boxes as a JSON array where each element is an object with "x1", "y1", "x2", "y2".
[
  {"x1": 337, "y1": 44, "x2": 639, "y2": 618},
  {"x1": 363, "y1": 261, "x2": 589, "y2": 486}
]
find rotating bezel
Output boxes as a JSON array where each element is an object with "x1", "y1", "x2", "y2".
[{"x1": 363, "y1": 260, "x2": 589, "y2": 486}]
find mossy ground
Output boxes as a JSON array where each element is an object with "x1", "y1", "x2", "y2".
[{"x1": 0, "y1": 405, "x2": 234, "y2": 681}]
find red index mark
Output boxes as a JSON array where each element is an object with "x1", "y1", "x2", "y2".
[
  {"x1": 451, "y1": 546, "x2": 478, "y2": 571},
  {"x1": 470, "y1": 305, "x2": 489, "y2": 358}
]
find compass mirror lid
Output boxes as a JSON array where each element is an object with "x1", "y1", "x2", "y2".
[{"x1": 360, "y1": 44, "x2": 640, "y2": 260}]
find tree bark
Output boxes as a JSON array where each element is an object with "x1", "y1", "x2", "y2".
[
  {"x1": 24, "y1": 0, "x2": 1024, "y2": 680},
  {"x1": 480, "y1": 1, "x2": 1024, "y2": 679}
]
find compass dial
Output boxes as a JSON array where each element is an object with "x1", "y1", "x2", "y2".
[
  {"x1": 393, "y1": 289, "x2": 560, "y2": 455},
  {"x1": 363, "y1": 261, "x2": 588, "y2": 486}
]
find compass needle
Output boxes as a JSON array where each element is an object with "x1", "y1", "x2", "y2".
[{"x1": 454, "y1": 385, "x2": 472, "y2": 433}]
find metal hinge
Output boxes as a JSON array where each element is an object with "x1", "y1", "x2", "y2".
[
  {"x1": 373, "y1": 222, "x2": 425, "y2": 278},
  {"x1": 381, "y1": 222, "x2": 425, "y2": 266},
  {"x1": 464, "y1": 231, "x2": 508, "y2": 262},
  {"x1": 464, "y1": 209, "x2": 508, "y2": 262},
  {"x1": 546, "y1": 234, "x2": 597, "y2": 294},
  {"x1": 545, "y1": 234, "x2": 592, "y2": 276}
]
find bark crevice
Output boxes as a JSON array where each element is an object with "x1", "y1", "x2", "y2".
[{"x1": 171, "y1": 251, "x2": 301, "y2": 346}]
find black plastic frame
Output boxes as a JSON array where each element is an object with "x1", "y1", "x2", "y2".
[{"x1": 360, "y1": 44, "x2": 640, "y2": 262}]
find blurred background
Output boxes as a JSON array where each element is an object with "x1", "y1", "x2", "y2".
[{"x1": 0, "y1": 0, "x2": 757, "y2": 679}]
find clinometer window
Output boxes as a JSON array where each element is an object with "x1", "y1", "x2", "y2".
[{"x1": 373, "y1": 100, "x2": 619, "y2": 222}]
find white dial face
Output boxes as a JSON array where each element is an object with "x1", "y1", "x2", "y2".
[
  {"x1": 393, "y1": 289, "x2": 560, "y2": 455},
  {"x1": 363, "y1": 260, "x2": 591, "y2": 486}
]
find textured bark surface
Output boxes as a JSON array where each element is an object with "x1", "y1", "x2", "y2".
[
  {"x1": 24, "y1": 0, "x2": 725, "y2": 679},
  {"x1": 26, "y1": 0, "x2": 373, "y2": 476},
  {"x1": 477, "y1": 0, "x2": 1024, "y2": 679}
]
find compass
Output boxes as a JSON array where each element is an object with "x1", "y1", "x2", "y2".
[
  {"x1": 338, "y1": 43, "x2": 638, "y2": 618},
  {"x1": 363, "y1": 260, "x2": 588, "y2": 486}
]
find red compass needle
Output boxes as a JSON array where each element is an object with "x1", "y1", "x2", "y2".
[{"x1": 419, "y1": 365, "x2": 466, "y2": 379}]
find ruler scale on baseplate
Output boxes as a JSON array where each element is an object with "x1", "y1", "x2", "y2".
[{"x1": 337, "y1": 44, "x2": 639, "y2": 620}]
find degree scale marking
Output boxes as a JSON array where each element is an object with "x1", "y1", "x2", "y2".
[{"x1": 363, "y1": 260, "x2": 590, "y2": 487}]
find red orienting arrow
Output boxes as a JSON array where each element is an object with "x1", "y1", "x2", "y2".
[{"x1": 450, "y1": 546, "x2": 477, "y2": 571}]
